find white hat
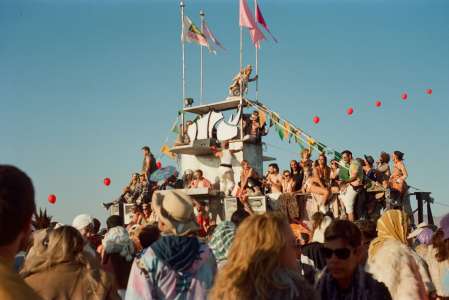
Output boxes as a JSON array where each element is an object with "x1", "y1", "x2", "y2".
[
  {"x1": 152, "y1": 190, "x2": 199, "y2": 236},
  {"x1": 72, "y1": 214, "x2": 93, "y2": 231}
]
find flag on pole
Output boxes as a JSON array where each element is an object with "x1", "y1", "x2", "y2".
[
  {"x1": 239, "y1": 0, "x2": 265, "y2": 47},
  {"x1": 203, "y1": 20, "x2": 226, "y2": 51},
  {"x1": 181, "y1": 16, "x2": 208, "y2": 47},
  {"x1": 255, "y1": 0, "x2": 278, "y2": 43}
]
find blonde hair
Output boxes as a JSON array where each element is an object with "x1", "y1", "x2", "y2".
[
  {"x1": 209, "y1": 213, "x2": 291, "y2": 300},
  {"x1": 21, "y1": 226, "x2": 104, "y2": 298},
  {"x1": 301, "y1": 149, "x2": 311, "y2": 160}
]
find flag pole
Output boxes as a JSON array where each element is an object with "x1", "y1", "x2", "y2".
[
  {"x1": 200, "y1": 9, "x2": 205, "y2": 104},
  {"x1": 239, "y1": 23, "x2": 244, "y2": 141},
  {"x1": 254, "y1": 0, "x2": 259, "y2": 102},
  {"x1": 180, "y1": 1, "x2": 186, "y2": 135}
]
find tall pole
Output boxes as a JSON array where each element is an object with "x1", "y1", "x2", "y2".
[
  {"x1": 180, "y1": 1, "x2": 186, "y2": 135},
  {"x1": 254, "y1": 0, "x2": 259, "y2": 102},
  {"x1": 239, "y1": 25, "x2": 244, "y2": 140},
  {"x1": 200, "y1": 9, "x2": 205, "y2": 104}
]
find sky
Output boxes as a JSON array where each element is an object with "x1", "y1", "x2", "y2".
[{"x1": 1, "y1": 0, "x2": 449, "y2": 225}]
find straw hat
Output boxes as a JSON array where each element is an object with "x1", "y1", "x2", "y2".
[{"x1": 152, "y1": 190, "x2": 199, "y2": 236}]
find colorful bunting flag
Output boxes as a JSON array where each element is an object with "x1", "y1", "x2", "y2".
[
  {"x1": 258, "y1": 110, "x2": 266, "y2": 128},
  {"x1": 203, "y1": 20, "x2": 226, "y2": 52},
  {"x1": 182, "y1": 16, "x2": 208, "y2": 47},
  {"x1": 255, "y1": 0, "x2": 278, "y2": 43},
  {"x1": 239, "y1": 0, "x2": 265, "y2": 47},
  {"x1": 161, "y1": 144, "x2": 176, "y2": 160},
  {"x1": 283, "y1": 121, "x2": 290, "y2": 140}
]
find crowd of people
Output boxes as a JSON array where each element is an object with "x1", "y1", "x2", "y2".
[{"x1": 1, "y1": 164, "x2": 449, "y2": 300}]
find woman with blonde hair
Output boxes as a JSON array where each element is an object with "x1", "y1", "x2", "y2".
[
  {"x1": 367, "y1": 210, "x2": 435, "y2": 300},
  {"x1": 209, "y1": 213, "x2": 317, "y2": 300},
  {"x1": 21, "y1": 226, "x2": 119, "y2": 300}
]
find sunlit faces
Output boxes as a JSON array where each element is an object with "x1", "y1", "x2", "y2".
[{"x1": 323, "y1": 238, "x2": 361, "y2": 281}]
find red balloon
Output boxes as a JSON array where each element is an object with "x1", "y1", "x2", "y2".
[
  {"x1": 401, "y1": 93, "x2": 408, "y2": 100},
  {"x1": 426, "y1": 88, "x2": 433, "y2": 95},
  {"x1": 103, "y1": 178, "x2": 111, "y2": 186},
  {"x1": 313, "y1": 116, "x2": 320, "y2": 124},
  {"x1": 156, "y1": 161, "x2": 162, "y2": 169},
  {"x1": 48, "y1": 194, "x2": 56, "y2": 204},
  {"x1": 347, "y1": 107, "x2": 354, "y2": 115},
  {"x1": 375, "y1": 101, "x2": 382, "y2": 107}
]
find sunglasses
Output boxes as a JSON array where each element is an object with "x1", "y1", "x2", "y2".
[{"x1": 322, "y1": 247, "x2": 352, "y2": 260}]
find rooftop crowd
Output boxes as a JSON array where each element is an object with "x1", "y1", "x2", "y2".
[{"x1": 1, "y1": 141, "x2": 448, "y2": 299}]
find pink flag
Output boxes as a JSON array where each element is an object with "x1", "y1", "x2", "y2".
[
  {"x1": 255, "y1": 1, "x2": 278, "y2": 43},
  {"x1": 239, "y1": 0, "x2": 265, "y2": 47}
]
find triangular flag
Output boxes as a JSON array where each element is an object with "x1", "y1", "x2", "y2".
[
  {"x1": 161, "y1": 144, "x2": 176, "y2": 160},
  {"x1": 203, "y1": 20, "x2": 225, "y2": 52},
  {"x1": 255, "y1": 0, "x2": 278, "y2": 43},
  {"x1": 258, "y1": 110, "x2": 266, "y2": 128},
  {"x1": 239, "y1": 0, "x2": 265, "y2": 47},
  {"x1": 181, "y1": 16, "x2": 208, "y2": 47},
  {"x1": 276, "y1": 125, "x2": 284, "y2": 140},
  {"x1": 283, "y1": 121, "x2": 290, "y2": 140},
  {"x1": 171, "y1": 122, "x2": 180, "y2": 134},
  {"x1": 317, "y1": 142, "x2": 327, "y2": 153}
]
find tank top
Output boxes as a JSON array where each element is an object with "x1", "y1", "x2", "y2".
[{"x1": 221, "y1": 149, "x2": 233, "y2": 166}]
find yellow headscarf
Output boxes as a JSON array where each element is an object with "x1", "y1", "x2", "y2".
[{"x1": 368, "y1": 209, "x2": 409, "y2": 259}]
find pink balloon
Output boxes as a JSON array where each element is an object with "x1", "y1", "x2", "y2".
[
  {"x1": 426, "y1": 88, "x2": 433, "y2": 95},
  {"x1": 103, "y1": 178, "x2": 111, "y2": 186},
  {"x1": 375, "y1": 101, "x2": 382, "y2": 107},
  {"x1": 313, "y1": 116, "x2": 320, "y2": 124},
  {"x1": 401, "y1": 93, "x2": 408, "y2": 100},
  {"x1": 347, "y1": 107, "x2": 354, "y2": 115},
  {"x1": 48, "y1": 194, "x2": 57, "y2": 204}
]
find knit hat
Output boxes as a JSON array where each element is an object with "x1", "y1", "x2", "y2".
[
  {"x1": 440, "y1": 213, "x2": 449, "y2": 240},
  {"x1": 72, "y1": 214, "x2": 93, "y2": 231},
  {"x1": 102, "y1": 226, "x2": 135, "y2": 261},
  {"x1": 152, "y1": 190, "x2": 199, "y2": 236}
]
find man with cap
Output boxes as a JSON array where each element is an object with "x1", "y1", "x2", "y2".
[{"x1": 126, "y1": 190, "x2": 217, "y2": 300}]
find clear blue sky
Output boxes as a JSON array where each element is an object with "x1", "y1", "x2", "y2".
[{"x1": 1, "y1": 0, "x2": 448, "y2": 225}]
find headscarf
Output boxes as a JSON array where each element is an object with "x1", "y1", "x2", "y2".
[
  {"x1": 208, "y1": 221, "x2": 236, "y2": 263},
  {"x1": 151, "y1": 235, "x2": 201, "y2": 273},
  {"x1": 369, "y1": 209, "x2": 408, "y2": 258}
]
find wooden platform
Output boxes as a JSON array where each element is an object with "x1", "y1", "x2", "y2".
[{"x1": 183, "y1": 97, "x2": 250, "y2": 115}]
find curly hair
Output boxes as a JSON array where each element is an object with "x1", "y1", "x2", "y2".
[
  {"x1": 209, "y1": 213, "x2": 292, "y2": 300},
  {"x1": 431, "y1": 229, "x2": 449, "y2": 262}
]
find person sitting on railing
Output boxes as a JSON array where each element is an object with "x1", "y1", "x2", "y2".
[
  {"x1": 242, "y1": 111, "x2": 267, "y2": 143},
  {"x1": 290, "y1": 160, "x2": 304, "y2": 192},
  {"x1": 182, "y1": 169, "x2": 194, "y2": 188},
  {"x1": 389, "y1": 151, "x2": 408, "y2": 200},
  {"x1": 300, "y1": 149, "x2": 313, "y2": 178},
  {"x1": 103, "y1": 173, "x2": 141, "y2": 210},
  {"x1": 301, "y1": 161, "x2": 331, "y2": 214},
  {"x1": 338, "y1": 150, "x2": 364, "y2": 221},
  {"x1": 375, "y1": 151, "x2": 391, "y2": 189},
  {"x1": 281, "y1": 170, "x2": 296, "y2": 193},
  {"x1": 189, "y1": 169, "x2": 212, "y2": 189},
  {"x1": 236, "y1": 160, "x2": 262, "y2": 211}
]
